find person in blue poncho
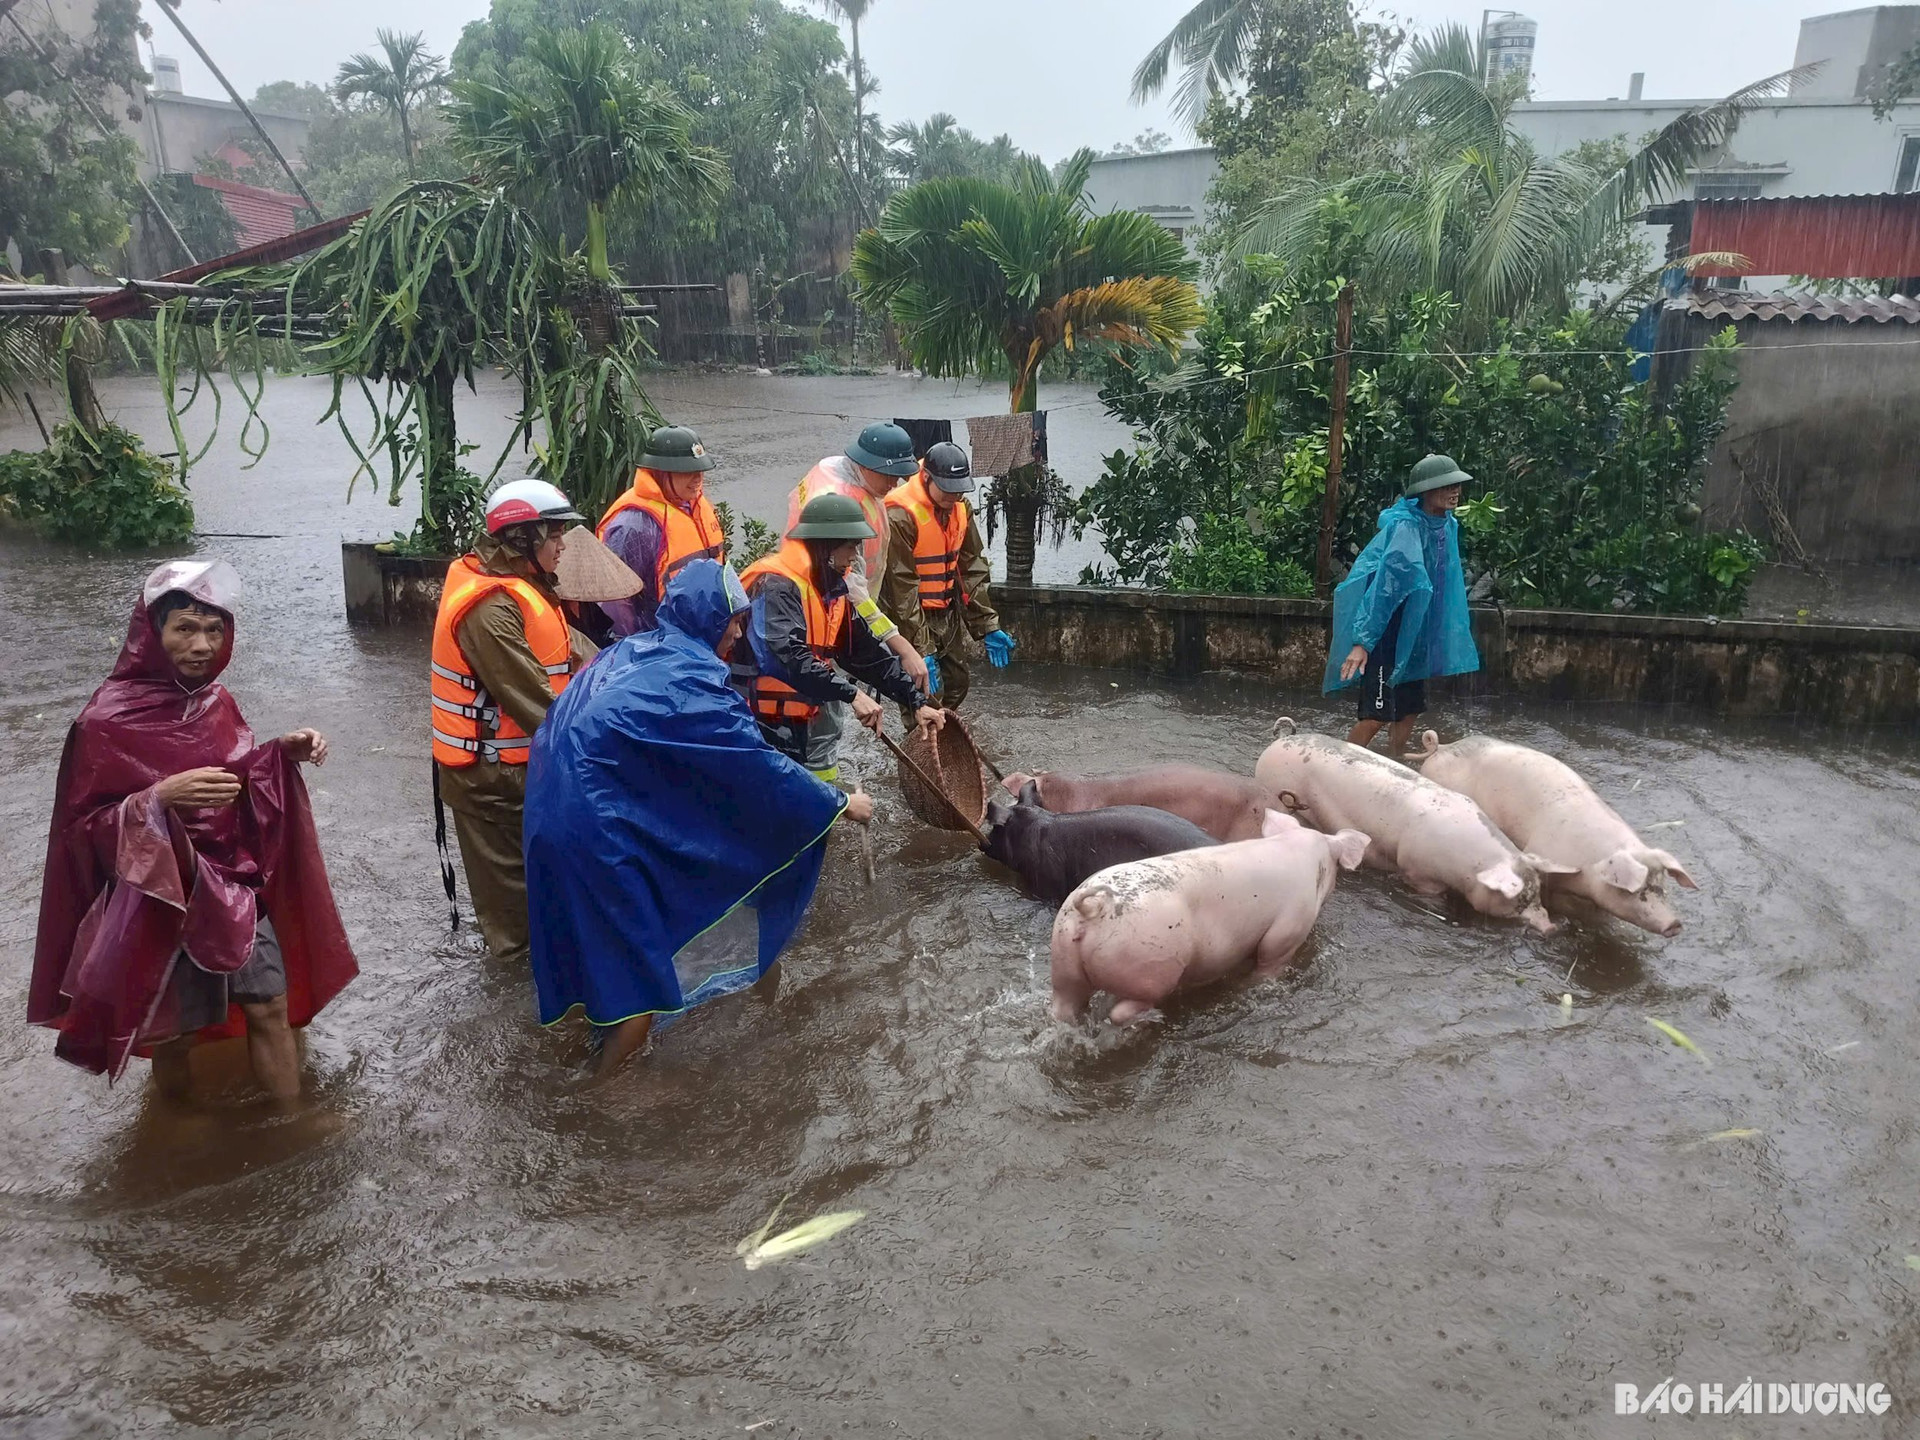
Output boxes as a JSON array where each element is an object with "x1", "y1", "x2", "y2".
[
  {"x1": 1324, "y1": 454, "x2": 1481, "y2": 755},
  {"x1": 523, "y1": 558, "x2": 871, "y2": 1081}
]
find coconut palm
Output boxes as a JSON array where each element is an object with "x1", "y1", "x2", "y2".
[
  {"x1": 451, "y1": 22, "x2": 728, "y2": 288},
  {"x1": 853, "y1": 150, "x2": 1203, "y2": 582},
  {"x1": 1239, "y1": 30, "x2": 1801, "y2": 323},
  {"x1": 818, "y1": 0, "x2": 877, "y2": 181},
  {"x1": 1132, "y1": 0, "x2": 1264, "y2": 127},
  {"x1": 334, "y1": 30, "x2": 448, "y2": 175}
]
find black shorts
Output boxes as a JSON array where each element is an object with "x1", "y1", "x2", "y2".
[{"x1": 1356, "y1": 613, "x2": 1426, "y2": 722}]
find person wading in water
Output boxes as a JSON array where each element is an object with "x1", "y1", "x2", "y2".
[
  {"x1": 880, "y1": 441, "x2": 1019, "y2": 719},
  {"x1": 1325, "y1": 454, "x2": 1482, "y2": 756},
  {"x1": 787, "y1": 422, "x2": 935, "y2": 759},
  {"x1": 524, "y1": 560, "x2": 871, "y2": 1082},
  {"x1": 730, "y1": 493, "x2": 946, "y2": 780},
  {"x1": 28, "y1": 560, "x2": 358, "y2": 1102},
  {"x1": 591, "y1": 425, "x2": 728, "y2": 641},
  {"x1": 431, "y1": 479, "x2": 597, "y2": 967}
]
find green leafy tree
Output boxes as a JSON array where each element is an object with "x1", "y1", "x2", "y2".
[
  {"x1": 150, "y1": 173, "x2": 241, "y2": 259},
  {"x1": 853, "y1": 151, "x2": 1203, "y2": 583},
  {"x1": 334, "y1": 29, "x2": 448, "y2": 175},
  {"x1": 0, "y1": 0, "x2": 146, "y2": 266},
  {"x1": 816, "y1": 0, "x2": 877, "y2": 183},
  {"x1": 250, "y1": 80, "x2": 335, "y2": 121},
  {"x1": 1240, "y1": 27, "x2": 1798, "y2": 325},
  {"x1": 455, "y1": 0, "x2": 864, "y2": 284},
  {"x1": 452, "y1": 21, "x2": 726, "y2": 287}
]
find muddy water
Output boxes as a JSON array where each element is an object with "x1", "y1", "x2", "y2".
[{"x1": 4, "y1": 377, "x2": 1920, "y2": 1438}]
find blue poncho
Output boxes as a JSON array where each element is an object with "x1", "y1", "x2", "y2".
[
  {"x1": 1323, "y1": 497, "x2": 1480, "y2": 693},
  {"x1": 524, "y1": 559, "x2": 847, "y2": 1027}
]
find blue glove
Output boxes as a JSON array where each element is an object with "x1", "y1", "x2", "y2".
[
  {"x1": 984, "y1": 629, "x2": 1018, "y2": 669},
  {"x1": 922, "y1": 653, "x2": 942, "y2": 697}
]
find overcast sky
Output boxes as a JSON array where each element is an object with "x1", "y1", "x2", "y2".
[{"x1": 153, "y1": 0, "x2": 1825, "y2": 159}]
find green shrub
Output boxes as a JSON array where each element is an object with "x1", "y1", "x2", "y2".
[
  {"x1": 0, "y1": 422, "x2": 195, "y2": 548},
  {"x1": 1080, "y1": 284, "x2": 1767, "y2": 616},
  {"x1": 712, "y1": 500, "x2": 778, "y2": 568}
]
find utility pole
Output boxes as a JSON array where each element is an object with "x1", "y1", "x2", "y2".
[
  {"x1": 153, "y1": 0, "x2": 323, "y2": 220},
  {"x1": 1314, "y1": 281, "x2": 1357, "y2": 599}
]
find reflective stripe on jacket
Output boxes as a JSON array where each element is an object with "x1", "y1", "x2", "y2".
[
  {"x1": 430, "y1": 556, "x2": 571, "y2": 767},
  {"x1": 597, "y1": 469, "x2": 726, "y2": 595},
  {"x1": 882, "y1": 473, "x2": 968, "y2": 611},
  {"x1": 737, "y1": 540, "x2": 849, "y2": 726}
]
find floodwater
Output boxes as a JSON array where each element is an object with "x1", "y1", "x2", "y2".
[{"x1": 4, "y1": 376, "x2": 1920, "y2": 1438}]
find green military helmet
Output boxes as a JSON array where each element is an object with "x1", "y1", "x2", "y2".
[
  {"x1": 641, "y1": 424, "x2": 714, "y2": 473},
  {"x1": 1406, "y1": 453, "x2": 1472, "y2": 496},
  {"x1": 788, "y1": 491, "x2": 877, "y2": 541},
  {"x1": 845, "y1": 422, "x2": 919, "y2": 477}
]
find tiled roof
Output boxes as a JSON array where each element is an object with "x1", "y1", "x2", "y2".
[{"x1": 1681, "y1": 291, "x2": 1920, "y2": 324}]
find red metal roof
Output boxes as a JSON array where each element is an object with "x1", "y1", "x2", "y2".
[
  {"x1": 192, "y1": 173, "x2": 308, "y2": 251},
  {"x1": 1688, "y1": 194, "x2": 1920, "y2": 280},
  {"x1": 1682, "y1": 290, "x2": 1920, "y2": 324}
]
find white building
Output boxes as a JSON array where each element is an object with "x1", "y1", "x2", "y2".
[
  {"x1": 1077, "y1": 7, "x2": 1920, "y2": 270},
  {"x1": 1082, "y1": 147, "x2": 1220, "y2": 260}
]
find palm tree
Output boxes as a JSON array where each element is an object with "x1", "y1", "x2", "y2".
[
  {"x1": 887, "y1": 114, "x2": 968, "y2": 183},
  {"x1": 1239, "y1": 28, "x2": 1801, "y2": 323},
  {"x1": 451, "y1": 23, "x2": 728, "y2": 288},
  {"x1": 334, "y1": 30, "x2": 448, "y2": 175},
  {"x1": 818, "y1": 0, "x2": 877, "y2": 182},
  {"x1": 853, "y1": 150, "x2": 1203, "y2": 583},
  {"x1": 1132, "y1": 0, "x2": 1264, "y2": 128}
]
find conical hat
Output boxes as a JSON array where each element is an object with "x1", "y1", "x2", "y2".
[{"x1": 552, "y1": 525, "x2": 644, "y2": 602}]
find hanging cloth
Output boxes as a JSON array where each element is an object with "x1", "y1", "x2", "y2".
[
  {"x1": 965, "y1": 412, "x2": 1043, "y2": 478},
  {"x1": 892, "y1": 418, "x2": 953, "y2": 460}
]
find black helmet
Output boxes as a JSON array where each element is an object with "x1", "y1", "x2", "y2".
[{"x1": 924, "y1": 441, "x2": 974, "y2": 494}]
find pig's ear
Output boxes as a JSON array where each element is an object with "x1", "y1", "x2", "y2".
[
  {"x1": 1476, "y1": 861, "x2": 1526, "y2": 899},
  {"x1": 1597, "y1": 850, "x2": 1650, "y2": 893},
  {"x1": 1002, "y1": 771, "x2": 1031, "y2": 796},
  {"x1": 1651, "y1": 849, "x2": 1699, "y2": 890},
  {"x1": 1260, "y1": 808, "x2": 1298, "y2": 838},
  {"x1": 1018, "y1": 779, "x2": 1041, "y2": 807},
  {"x1": 1328, "y1": 829, "x2": 1370, "y2": 871},
  {"x1": 1520, "y1": 851, "x2": 1580, "y2": 878}
]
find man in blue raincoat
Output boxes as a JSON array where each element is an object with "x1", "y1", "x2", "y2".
[
  {"x1": 524, "y1": 559, "x2": 871, "y2": 1082},
  {"x1": 1324, "y1": 454, "x2": 1481, "y2": 755}
]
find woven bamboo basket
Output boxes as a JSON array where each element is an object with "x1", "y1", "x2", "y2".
[{"x1": 896, "y1": 716, "x2": 989, "y2": 833}]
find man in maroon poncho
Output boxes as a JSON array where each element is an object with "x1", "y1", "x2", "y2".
[{"x1": 27, "y1": 560, "x2": 358, "y2": 1101}]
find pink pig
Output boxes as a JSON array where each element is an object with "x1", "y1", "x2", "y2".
[
  {"x1": 1410, "y1": 732, "x2": 1698, "y2": 937},
  {"x1": 1254, "y1": 722, "x2": 1573, "y2": 933},
  {"x1": 1049, "y1": 811, "x2": 1369, "y2": 1025}
]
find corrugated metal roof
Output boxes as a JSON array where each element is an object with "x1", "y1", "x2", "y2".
[
  {"x1": 192, "y1": 174, "x2": 307, "y2": 251},
  {"x1": 1688, "y1": 194, "x2": 1920, "y2": 280},
  {"x1": 1680, "y1": 291, "x2": 1920, "y2": 324}
]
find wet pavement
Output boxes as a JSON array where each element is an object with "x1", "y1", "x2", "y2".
[{"x1": 4, "y1": 376, "x2": 1920, "y2": 1437}]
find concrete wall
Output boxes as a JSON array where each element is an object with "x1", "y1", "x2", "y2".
[
  {"x1": 142, "y1": 93, "x2": 310, "y2": 178},
  {"x1": 1793, "y1": 6, "x2": 1920, "y2": 98},
  {"x1": 344, "y1": 547, "x2": 1920, "y2": 724},
  {"x1": 1666, "y1": 313, "x2": 1920, "y2": 564},
  {"x1": 993, "y1": 587, "x2": 1920, "y2": 726},
  {"x1": 1083, "y1": 148, "x2": 1220, "y2": 258}
]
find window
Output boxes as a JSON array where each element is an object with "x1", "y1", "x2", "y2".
[
  {"x1": 1897, "y1": 136, "x2": 1920, "y2": 194},
  {"x1": 1692, "y1": 172, "x2": 1767, "y2": 201}
]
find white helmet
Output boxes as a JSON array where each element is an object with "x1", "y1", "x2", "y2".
[{"x1": 484, "y1": 479, "x2": 584, "y2": 534}]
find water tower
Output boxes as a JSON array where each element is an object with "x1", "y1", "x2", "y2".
[
  {"x1": 1482, "y1": 11, "x2": 1538, "y2": 86},
  {"x1": 151, "y1": 55, "x2": 183, "y2": 94}
]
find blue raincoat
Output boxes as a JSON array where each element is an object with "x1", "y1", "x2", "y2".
[
  {"x1": 1323, "y1": 498, "x2": 1480, "y2": 693},
  {"x1": 524, "y1": 559, "x2": 847, "y2": 1027}
]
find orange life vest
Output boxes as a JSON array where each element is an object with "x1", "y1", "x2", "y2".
[
  {"x1": 430, "y1": 556, "x2": 572, "y2": 767},
  {"x1": 596, "y1": 468, "x2": 726, "y2": 597},
  {"x1": 883, "y1": 474, "x2": 968, "y2": 611},
  {"x1": 790, "y1": 456, "x2": 889, "y2": 583},
  {"x1": 737, "y1": 540, "x2": 849, "y2": 726}
]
